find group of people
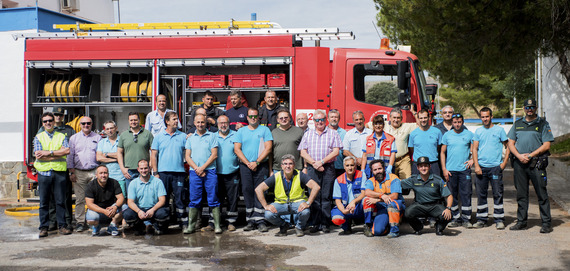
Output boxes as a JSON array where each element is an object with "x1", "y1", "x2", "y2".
[{"x1": 34, "y1": 90, "x2": 554, "y2": 238}]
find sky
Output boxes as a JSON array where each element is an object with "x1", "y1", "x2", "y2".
[{"x1": 117, "y1": 0, "x2": 383, "y2": 52}]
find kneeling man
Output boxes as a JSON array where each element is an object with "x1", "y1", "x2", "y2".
[
  {"x1": 362, "y1": 159, "x2": 405, "y2": 238},
  {"x1": 85, "y1": 165, "x2": 126, "y2": 236},
  {"x1": 255, "y1": 154, "x2": 320, "y2": 237},
  {"x1": 331, "y1": 156, "x2": 365, "y2": 235},
  {"x1": 123, "y1": 159, "x2": 170, "y2": 235},
  {"x1": 402, "y1": 157, "x2": 453, "y2": 235}
]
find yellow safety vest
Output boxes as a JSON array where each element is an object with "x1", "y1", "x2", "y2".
[
  {"x1": 34, "y1": 131, "x2": 67, "y2": 172},
  {"x1": 274, "y1": 170, "x2": 308, "y2": 204}
]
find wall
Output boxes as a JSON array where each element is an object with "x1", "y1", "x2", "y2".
[{"x1": 540, "y1": 56, "x2": 570, "y2": 137}]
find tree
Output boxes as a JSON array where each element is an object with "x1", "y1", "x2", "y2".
[{"x1": 366, "y1": 82, "x2": 400, "y2": 106}]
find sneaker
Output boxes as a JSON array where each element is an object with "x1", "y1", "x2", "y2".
[
  {"x1": 338, "y1": 229, "x2": 352, "y2": 236},
  {"x1": 275, "y1": 225, "x2": 288, "y2": 237},
  {"x1": 473, "y1": 221, "x2": 486, "y2": 228},
  {"x1": 227, "y1": 224, "x2": 236, "y2": 232},
  {"x1": 295, "y1": 227, "x2": 305, "y2": 237},
  {"x1": 322, "y1": 225, "x2": 331, "y2": 233},
  {"x1": 540, "y1": 225, "x2": 553, "y2": 234},
  {"x1": 447, "y1": 221, "x2": 459, "y2": 228},
  {"x1": 201, "y1": 224, "x2": 214, "y2": 232},
  {"x1": 309, "y1": 225, "x2": 320, "y2": 234},
  {"x1": 107, "y1": 224, "x2": 119, "y2": 236},
  {"x1": 462, "y1": 221, "x2": 474, "y2": 229},
  {"x1": 496, "y1": 222, "x2": 505, "y2": 230},
  {"x1": 387, "y1": 232, "x2": 399, "y2": 238},
  {"x1": 153, "y1": 224, "x2": 163, "y2": 235},
  {"x1": 363, "y1": 224, "x2": 373, "y2": 237},
  {"x1": 75, "y1": 223, "x2": 87, "y2": 232},
  {"x1": 59, "y1": 227, "x2": 72, "y2": 235},
  {"x1": 509, "y1": 222, "x2": 527, "y2": 231},
  {"x1": 39, "y1": 228, "x2": 48, "y2": 238},
  {"x1": 257, "y1": 223, "x2": 268, "y2": 233},
  {"x1": 243, "y1": 223, "x2": 255, "y2": 232},
  {"x1": 91, "y1": 225, "x2": 101, "y2": 236}
]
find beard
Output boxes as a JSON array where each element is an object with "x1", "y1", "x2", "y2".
[{"x1": 374, "y1": 172, "x2": 385, "y2": 182}]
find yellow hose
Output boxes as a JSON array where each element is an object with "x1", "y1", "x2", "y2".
[
  {"x1": 128, "y1": 81, "x2": 139, "y2": 102},
  {"x1": 120, "y1": 82, "x2": 129, "y2": 102},
  {"x1": 55, "y1": 80, "x2": 64, "y2": 102},
  {"x1": 69, "y1": 77, "x2": 81, "y2": 102},
  {"x1": 4, "y1": 205, "x2": 83, "y2": 217}
]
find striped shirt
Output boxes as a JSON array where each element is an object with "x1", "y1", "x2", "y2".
[{"x1": 298, "y1": 127, "x2": 342, "y2": 163}]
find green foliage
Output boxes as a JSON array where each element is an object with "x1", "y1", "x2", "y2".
[
  {"x1": 365, "y1": 82, "x2": 400, "y2": 106},
  {"x1": 551, "y1": 136, "x2": 570, "y2": 154}
]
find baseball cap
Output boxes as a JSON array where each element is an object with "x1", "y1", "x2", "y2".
[
  {"x1": 52, "y1": 106, "x2": 65, "y2": 115},
  {"x1": 523, "y1": 99, "x2": 537, "y2": 107},
  {"x1": 416, "y1": 156, "x2": 430, "y2": 164}
]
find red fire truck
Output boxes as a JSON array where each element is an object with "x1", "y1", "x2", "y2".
[{"x1": 19, "y1": 22, "x2": 436, "y2": 179}]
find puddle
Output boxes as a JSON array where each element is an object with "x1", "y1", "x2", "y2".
[{"x1": 0, "y1": 207, "x2": 40, "y2": 242}]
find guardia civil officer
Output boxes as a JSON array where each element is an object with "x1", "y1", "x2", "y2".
[{"x1": 507, "y1": 99, "x2": 554, "y2": 233}]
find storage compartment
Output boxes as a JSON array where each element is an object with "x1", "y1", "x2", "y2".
[
  {"x1": 267, "y1": 73, "x2": 287, "y2": 87},
  {"x1": 228, "y1": 74, "x2": 266, "y2": 88},
  {"x1": 110, "y1": 73, "x2": 152, "y2": 102},
  {"x1": 36, "y1": 72, "x2": 94, "y2": 103},
  {"x1": 188, "y1": 75, "x2": 226, "y2": 88}
]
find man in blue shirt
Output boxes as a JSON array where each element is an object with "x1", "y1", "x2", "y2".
[
  {"x1": 472, "y1": 107, "x2": 510, "y2": 230},
  {"x1": 331, "y1": 156, "x2": 365, "y2": 235},
  {"x1": 184, "y1": 114, "x2": 220, "y2": 234},
  {"x1": 329, "y1": 109, "x2": 347, "y2": 177},
  {"x1": 145, "y1": 94, "x2": 181, "y2": 136},
  {"x1": 150, "y1": 112, "x2": 187, "y2": 229},
  {"x1": 123, "y1": 159, "x2": 169, "y2": 235},
  {"x1": 234, "y1": 107, "x2": 273, "y2": 232},
  {"x1": 215, "y1": 115, "x2": 240, "y2": 231},
  {"x1": 408, "y1": 109, "x2": 443, "y2": 176},
  {"x1": 440, "y1": 113, "x2": 474, "y2": 229}
]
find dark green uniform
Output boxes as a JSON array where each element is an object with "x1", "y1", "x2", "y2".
[
  {"x1": 507, "y1": 116, "x2": 554, "y2": 226},
  {"x1": 401, "y1": 174, "x2": 451, "y2": 232},
  {"x1": 37, "y1": 124, "x2": 75, "y2": 229}
]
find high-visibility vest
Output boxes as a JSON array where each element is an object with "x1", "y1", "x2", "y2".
[
  {"x1": 369, "y1": 173, "x2": 399, "y2": 195},
  {"x1": 336, "y1": 170, "x2": 363, "y2": 205},
  {"x1": 274, "y1": 170, "x2": 308, "y2": 204},
  {"x1": 34, "y1": 131, "x2": 67, "y2": 172},
  {"x1": 364, "y1": 132, "x2": 395, "y2": 164}
]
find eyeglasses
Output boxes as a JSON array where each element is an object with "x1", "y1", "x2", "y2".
[
  {"x1": 442, "y1": 111, "x2": 453, "y2": 114},
  {"x1": 314, "y1": 118, "x2": 326, "y2": 123},
  {"x1": 80, "y1": 122, "x2": 92, "y2": 125},
  {"x1": 452, "y1": 113, "x2": 463, "y2": 118},
  {"x1": 133, "y1": 134, "x2": 138, "y2": 143},
  {"x1": 248, "y1": 115, "x2": 259, "y2": 119},
  {"x1": 281, "y1": 162, "x2": 294, "y2": 166},
  {"x1": 42, "y1": 119, "x2": 54, "y2": 123},
  {"x1": 524, "y1": 106, "x2": 536, "y2": 110},
  {"x1": 278, "y1": 116, "x2": 289, "y2": 120}
]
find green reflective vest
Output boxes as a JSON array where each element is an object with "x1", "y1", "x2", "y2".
[
  {"x1": 34, "y1": 131, "x2": 67, "y2": 172},
  {"x1": 274, "y1": 170, "x2": 307, "y2": 204}
]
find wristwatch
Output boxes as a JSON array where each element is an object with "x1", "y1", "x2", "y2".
[
  {"x1": 50, "y1": 151, "x2": 54, "y2": 156},
  {"x1": 105, "y1": 153, "x2": 109, "y2": 158},
  {"x1": 446, "y1": 206, "x2": 451, "y2": 210}
]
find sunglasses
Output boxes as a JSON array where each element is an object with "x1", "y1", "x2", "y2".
[
  {"x1": 80, "y1": 122, "x2": 92, "y2": 125},
  {"x1": 42, "y1": 119, "x2": 54, "y2": 123},
  {"x1": 248, "y1": 115, "x2": 259, "y2": 119},
  {"x1": 452, "y1": 113, "x2": 463, "y2": 118},
  {"x1": 278, "y1": 116, "x2": 289, "y2": 120},
  {"x1": 314, "y1": 118, "x2": 326, "y2": 123},
  {"x1": 133, "y1": 134, "x2": 138, "y2": 143},
  {"x1": 524, "y1": 106, "x2": 536, "y2": 110}
]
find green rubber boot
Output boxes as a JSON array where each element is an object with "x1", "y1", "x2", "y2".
[
  {"x1": 184, "y1": 208, "x2": 198, "y2": 234},
  {"x1": 212, "y1": 206, "x2": 222, "y2": 234}
]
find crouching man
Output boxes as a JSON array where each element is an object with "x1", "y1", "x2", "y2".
[
  {"x1": 331, "y1": 156, "x2": 365, "y2": 235},
  {"x1": 123, "y1": 159, "x2": 170, "y2": 235},
  {"x1": 255, "y1": 154, "x2": 320, "y2": 237},
  {"x1": 362, "y1": 159, "x2": 405, "y2": 238},
  {"x1": 85, "y1": 165, "x2": 126, "y2": 236},
  {"x1": 402, "y1": 156, "x2": 453, "y2": 235}
]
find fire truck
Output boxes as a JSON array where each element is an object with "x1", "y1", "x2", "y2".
[{"x1": 17, "y1": 21, "x2": 436, "y2": 180}]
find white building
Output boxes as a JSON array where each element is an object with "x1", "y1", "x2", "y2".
[
  {"x1": 0, "y1": 0, "x2": 115, "y2": 199},
  {"x1": 537, "y1": 56, "x2": 570, "y2": 138}
]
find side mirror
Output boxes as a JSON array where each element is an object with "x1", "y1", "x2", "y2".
[
  {"x1": 425, "y1": 84, "x2": 438, "y2": 96},
  {"x1": 397, "y1": 61, "x2": 410, "y2": 90},
  {"x1": 398, "y1": 91, "x2": 410, "y2": 105}
]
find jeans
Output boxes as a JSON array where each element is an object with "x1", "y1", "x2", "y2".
[
  {"x1": 38, "y1": 171, "x2": 68, "y2": 229},
  {"x1": 306, "y1": 163, "x2": 335, "y2": 227},
  {"x1": 264, "y1": 200, "x2": 310, "y2": 229},
  {"x1": 124, "y1": 169, "x2": 140, "y2": 196}
]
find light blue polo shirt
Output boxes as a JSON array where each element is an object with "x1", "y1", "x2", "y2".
[
  {"x1": 233, "y1": 125, "x2": 273, "y2": 162},
  {"x1": 334, "y1": 127, "x2": 347, "y2": 170},
  {"x1": 128, "y1": 176, "x2": 167, "y2": 209},
  {"x1": 474, "y1": 125, "x2": 508, "y2": 167},
  {"x1": 185, "y1": 131, "x2": 218, "y2": 170},
  {"x1": 216, "y1": 131, "x2": 239, "y2": 174},
  {"x1": 96, "y1": 136, "x2": 124, "y2": 182},
  {"x1": 408, "y1": 126, "x2": 442, "y2": 162},
  {"x1": 151, "y1": 130, "x2": 187, "y2": 172},
  {"x1": 441, "y1": 129, "x2": 474, "y2": 171}
]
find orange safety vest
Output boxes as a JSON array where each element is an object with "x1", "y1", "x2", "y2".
[{"x1": 364, "y1": 132, "x2": 395, "y2": 164}]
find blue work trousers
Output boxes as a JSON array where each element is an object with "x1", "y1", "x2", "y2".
[
  {"x1": 189, "y1": 169, "x2": 219, "y2": 208},
  {"x1": 38, "y1": 171, "x2": 68, "y2": 229},
  {"x1": 160, "y1": 171, "x2": 188, "y2": 226},
  {"x1": 331, "y1": 202, "x2": 365, "y2": 231},
  {"x1": 447, "y1": 169, "x2": 472, "y2": 223},
  {"x1": 475, "y1": 166, "x2": 504, "y2": 222}
]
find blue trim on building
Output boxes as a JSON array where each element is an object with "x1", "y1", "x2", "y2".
[{"x1": 0, "y1": 7, "x2": 93, "y2": 32}]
